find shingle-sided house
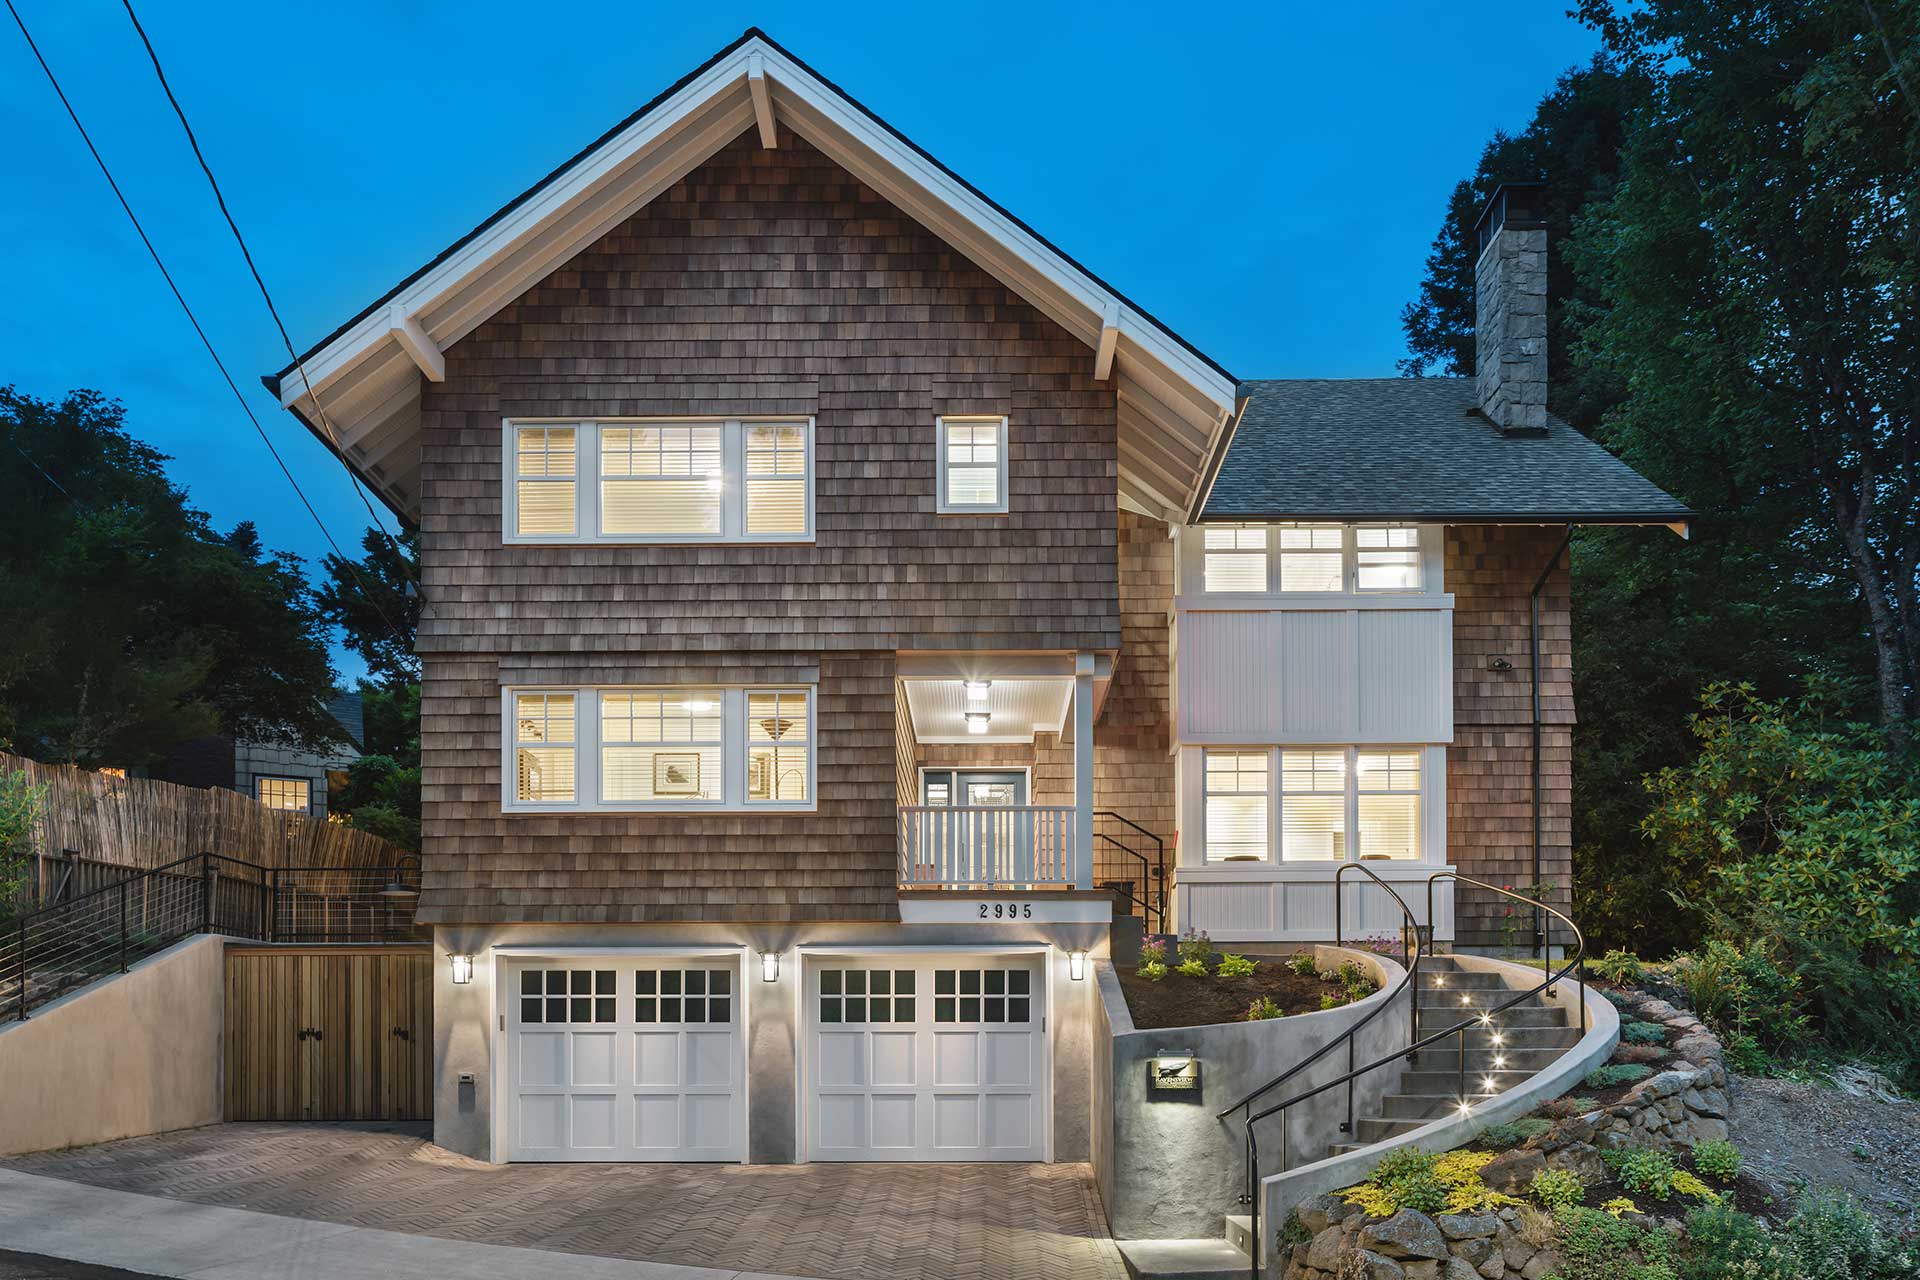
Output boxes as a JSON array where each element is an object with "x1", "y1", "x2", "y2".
[{"x1": 267, "y1": 32, "x2": 1686, "y2": 1167}]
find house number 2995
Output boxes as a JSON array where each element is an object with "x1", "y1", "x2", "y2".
[{"x1": 979, "y1": 901, "x2": 1032, "y2": 919}]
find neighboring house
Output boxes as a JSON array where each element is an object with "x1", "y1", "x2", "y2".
[
  {"x1": 266, "y1": 32, "x2": 1685, "y2": 1167},
  {"x1": 150, "y1": 689, "x2": 363, "y2": 818}
]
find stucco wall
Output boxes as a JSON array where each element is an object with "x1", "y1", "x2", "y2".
[
  {"x1": 434, "y1": 919, "x2": 1109, "y2": 1165},
  {"x1": 1093, "y1": 946, "x2": 1409, "y2": 1239},
  {"x1": 0, "y1": 934, "x2": 223, "y2": 1156}
]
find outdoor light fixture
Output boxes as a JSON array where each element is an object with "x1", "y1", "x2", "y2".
[
  {"x1": 450, "y1": 954, "x2": 474, "y2": 985},
  {"x1": 963, "y1": 680, "x2": 991, "y2": 703},
  {"x1": 379, "y1": 853, "x2": 422, "y2": 900},
  {"x1": 1068, "y1": 950, "x2": 1087, "y2": 981},
  {"x1": 965, "y1": 711, "x2": 991, "y2": 735},
  {"x1": 761, "y1": 951, "x2": 780, "y2": 983}
]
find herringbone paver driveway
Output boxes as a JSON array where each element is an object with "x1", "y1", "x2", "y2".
[{"x1": 1, "y1": 1123, "x2": 1126, "y2": 1280}]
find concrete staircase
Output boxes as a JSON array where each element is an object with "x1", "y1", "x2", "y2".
[{"x1": 1117, "y1": 955, "x2": 1584, "y2": 1280}]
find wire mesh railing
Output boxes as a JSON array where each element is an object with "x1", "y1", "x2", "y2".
[{"x1": 0, "y1": 853, "x2": 422, "y2": 1023}]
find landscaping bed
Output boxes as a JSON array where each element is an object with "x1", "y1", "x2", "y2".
[{"x1": 1115, "y1": 938, "x2": 1382, "y2": 1029}]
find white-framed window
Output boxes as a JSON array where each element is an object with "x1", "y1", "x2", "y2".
[
  {"x1": 1276, "y1": 524, "x2": 1346, "y2": 591},
  {"x1": 1355, "y1": 749, "x2": 1421, "y2": 860},
  {"x1": 936, "y1": 416, "x2": 1008, "y2": 514},
  {"x1": 255, "y1": 776, "x2": 311, "y2": 812},
  {"x1": 1280, "y1": 748, "x2": 1347, "y2": 860},
  {"x1": 1203, "y1": 525, "x2": 1268, "y2": 592},
  {"x1": 1280, "y1": 746, "x2": 1423, "y2": 862},
  {"x1": 502, "y1": 685, "x2": 815, "y2": 812},
  {"x1": 1355, "y1": 526, "x2": 1423, "y2": 591},
  {"x1": 503, "y1": 419, "x2": 813, "y2": 543},
  {"x1": 1203, "y1": 750, "x2": 1269, "y2": 862}
]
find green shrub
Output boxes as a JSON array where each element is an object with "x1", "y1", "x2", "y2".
[
  {"x1": 1216, "y1": 953, "x2": 1257, "y2": 979},
  {"x1": 1585, "y1": 1063, "x2": 1654, "y2": 1089},
  {"x1": 0, "y1": 768, "x2": 45, "y2": 920},
  {"x1": 1780, "y1": 1188, "x2": 1915, "y2": 1280},
  {"x1": 1723, "y1": 1031, "x2": 1771, "y2": 1074},
  {"x1": 1669, "y1": 940, "x2": 1813, "y2": 1060},
  {"x1": 1530, "y1": 1167, "x2": 1586, "y2": 1210},
  {"x1": 1174, "y1": 958, "x2": 1208, "y2": 978},
  {"x1": 1287, "y1": 951, "x2": 1319, "y2": 978},
  {"x1": 1336, "y1": 961, "x2": 1378, "y2": 1002},
  {"x1": 1176, "y1": 928, "x2": 1215, "y2": 969},
  {"x1": 1690, "y1": 1139, "x2": 1741, "y2": 1181},
  {"x1": 1592, "y1": 949, "x2": 1647, "y2": 985},
  {"x1": 1362, "y1": 1147, "x2": 1447, "y2": 1215},
  {"x1": 1538, "y1": 1094, "x2": 1600, "y2": 1120},
  {"x1": 1319, "y1": 992, "x2": 1342, "y2": 1011},
  {"x1": 1481, "y1": 1117, "x2": 1553, "y2": 1149},
  {"x1": 1610, "y1": 1148, "x2": 1677, "y2": 1198},
  {"x1": 1244, "y1": 996, "x2": 1282, "y2": 1021},
  {"x1": 1276, "y1": 1209, "x2": 1312, "y2": 1249},
  {"x1": 1621, "y1": 1020, "x2": 1667, "y2": 1045},
  {"x1": 1679, "y1": 1203, "x2": 1793, "y2": 1280},
  {"x1": 1139, "y1": 960, "x2": 1167, "y2": 982},
  {"x1": 1551, "y1": 1204, "x2": 1680, "y2": 1280},
  {"x1": 1138, "y1": 939, "x2": 1166, "y2": 969}
]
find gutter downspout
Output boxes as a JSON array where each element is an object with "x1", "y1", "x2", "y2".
[{"x1": 1529, "y1": 525, "x2": 1574, "y2": 960}]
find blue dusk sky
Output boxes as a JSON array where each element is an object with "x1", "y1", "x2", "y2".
[{"x1": 1, "y1": 2, "x2": 1600, "y2": 680}]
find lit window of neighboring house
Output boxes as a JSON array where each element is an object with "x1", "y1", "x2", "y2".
[{"x1": 256, "y1": 776, "x2": 311, "y2": 812}]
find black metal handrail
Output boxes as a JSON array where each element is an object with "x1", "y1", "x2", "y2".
[
  {"x1": 1215, "y1": 864, "x2": 1424, "y2": 1278},
  {"x1": 1232, "y1": 874, "x2": 1588, "y2": 1279},
  {"x1": 1093, "y1": 811, "x2": 1167, "y2": 933}
]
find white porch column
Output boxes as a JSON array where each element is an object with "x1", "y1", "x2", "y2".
[{"x1": 1073, "y1": 651, "x2": 1094, "y2": 891}]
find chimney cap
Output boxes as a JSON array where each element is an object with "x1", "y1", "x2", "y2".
[{"x1": 1474, "y1": 181, "x2": 1548, "y2": 254}]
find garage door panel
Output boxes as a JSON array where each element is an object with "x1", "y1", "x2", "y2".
[
  {"x1": 934, "y1": 1094, "x2": 979, "y2": 1148},
  {"x1": 817, "y1": 1093, "x2": 866, "y2": 1149},
  {"x1": 818, "y1": 1032, "x2": 864, "y2": 1086},
  {"x1": 519, "y1": 1094, "x2": 565, "y2": 1150},
  {"x1": 984, "y1": 1031, "x2": 1033, "y2": 1087},
  {"x1": 518, "y1": 1032, "x2": 566, "y2": 1086},
  {"x1": 686, "y1": 1030, "x2": 734, "y2": 1086},
  {"x1": 685, "y1": 1094, "x2": 734, "y2": 1150},
  {"x1": 871, "y1": 1095, "x2": 915, "y2": 1148},
  {"x1": 634, "y1": 1031, "x2": 678, "y2": 1085},
  {"x1": 871, "y1": 1032, "x2": 916, "y2": 1086},
  {"x1": 571, "y1": 1034, "x2": 617, "y2": 1087},
  {"x1": 933, "y1": 1032, "x2": 978, "y2": 1086},
  {"x1": 571, "y1": 1095, "x2": 617, "y2": 1149}
]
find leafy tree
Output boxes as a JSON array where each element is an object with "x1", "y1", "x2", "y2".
[
  {"x1": 0, "y1": 387, "x2": 339, "y2": 766},
  {"x1": 317, "y1": 531, "x2": 421, "y2": 850},
  {"x1": 328, "y1": 684, "x2": 420, "y2": 853},
  {"x1": 314, "y1": 527, "x2": 420, "y2": 691}
]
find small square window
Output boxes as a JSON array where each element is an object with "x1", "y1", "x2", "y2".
[
  {"x1": 709, "y1": 998, "x2": 730, "y2": 1023},
  {"x1": 937, "y1": 417, "x2": 1009, "y2": 514},
  {"x1": 895, "y1": 970, "x2": 915, "y2": 995},
  {"x1": 985, "y1": 970, "x2": 1005, "y2": 995},
  {"x1": 896, "y1": 997, "x2": 916, "y2": 1022},
  {"x1": 935, "y1": 970, "x2": 956, "y2": 995},
  {"x1": 521, "y1": 998, "x2": 543, "y2": 1023},
  {"x1": 820, "y1": 998, "x2": 841, "y2": 1024},
  {"x1": 846, "y1": 970, "x2": 867, "y2": 996},
  {"x1": 637, "y1": 997, "x2": 657, "y2": 1022},
  {"x1": 1008, "y1": 970, "x2": 1029, "y2": 995},
  {"x1": 661, "y1": 998, "x2": 682, "y2": 1022},
  {"x1": 637, "y1": 970, "x2": 657, "y2": 996},
  {"x1": 521, "y1": 972, "x2": 542, "y2": 996},
  {"x1": 711, "y1": 971, "x2": 731, "y2": 996},
  {"x1": 685, "y1": 999, "x2": 707, "y2": 1024},
  {"x1": 935, "y1": 997, "x2": 955, "y2": 1023},
  {"x1": 686, "y1": 971, "x2": 707, "y2": 997},
  {"x1": 985, "y1": 998, "x2": 1005, "y2": 1023},
  {"x1": 1009, "y1": 997, "x2": 1030, "y2": 1022},
  {"x1": 959, "y1": 997, "x2": 980, "y2": 1022},
  {"x1": 870, "y1": 997, "x2": 892, "y2": 1023},
  {"x1": 822, "y1": 970, "x2": 842, "y2": 996},
  {"x1": 959, "y1": 970, "x2": 981, "y2": 996},
  {"x1": 845, "y1": 998, "x2": 866, "y2": 1023}
]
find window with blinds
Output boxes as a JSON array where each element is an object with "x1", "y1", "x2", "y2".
[
  {"x1": 255, "y1": 776, "x2": 310, "y2": 812},
  {"x1": 1280, "y1": 748, "x2": 1347, "y2": 860},
  {"x1": 514, "y1": 426, "x2": 577, "y2": 537},
  {"x1": 1355, "y1": 749, "x2": 1420, "y2": 860},
  {"x1": 1203, "y1": 526, "x2": 1268, "y2": 592},
  {"x1": 514, "y1": 692, "x2": 577, "y2": 803},
  {"x1": 504, "y1": 420, "x2": 811, "y2": 543},
  {"x1": 937, "y1": 417, "x2": 1008, "y2": 513},
  {"x1": 1203, "y1": 751, "x2": 1269, "y2": 861},
  {"x1": 1356, "y1": 526, "x2": 1422, "y2": 591},
  {"x1": 747, "y1": 690, "x2": 810, "y2": 803},
  {"x1": 600, "y1": 690, "x2": 723, "y2": 803},
  {"x1": 1276, "y1": 524, "x2": 1345, "y2": 591}
]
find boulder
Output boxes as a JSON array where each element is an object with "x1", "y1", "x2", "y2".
[
  {"x1": 1436, "y1": 1213, "x2": 1498, "y2": 1240},
  {"x1": 1355, "y1": 1251, "x2": 1407, "y2": 1280},
  {"x1": 1480, "y1": 1147, "x2": 1545, "y2": 1194},
  {"x1": 1545, "y1": 1142, "x2": 1609, "y2": 1186},
  {"x1": 1449, "y1": 1237, "x2": 1494, "y2": 1267},
  {"x1": 1441, "y1": 1261, "x2": 1482, "y2": 1280},
  {"x1": 1307, "y1": 1224, "x2": 1345, "y2": 1272},
  {"x1": 1498, "y1": 1224, "x2": 1535, "y2": 1273},
  {"x1": 1689, "y1": 1117, "x2": 1730, "y2": 1143},
  {"x1": 1404, "y1": 1263, "x2": 1441, "y2": 1280},
  {"x1": 1522, "y1": 1252, "x2": 1562, "y2": 1280},
  {"x1": 1296, "y1": 1193, "x2": 1348, "y2": 1234},
  {"x1": 1360, "y1": 1210, "x2": 1450, "y2": 1261}
]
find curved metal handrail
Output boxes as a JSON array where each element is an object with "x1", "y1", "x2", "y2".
[{"x1": 1235, "y1": 874, "x2": 1587, "y2": 1279}]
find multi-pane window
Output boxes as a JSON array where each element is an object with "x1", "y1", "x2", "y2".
[
  {"x1": 504, "y1": 420, "x2": 811, "y2": 542},
  {"x1": 514, "y1": 426, "x2": 577, "y2": 537},
  {"x1": 504, "y1": 685, "x2": 813, "y2": 811},
  {"x1": 747, "y1": 690, "x2": 810, "y2": 803},
  {"x1": 255, "y1": 776, "x2": 310, "y2": 812},
  {"x1": 1355, "y1": 750, "x2": 1421, "y2": 860},
  {"x1": 513, "y1": 692, "x2": 576, "y2": 803},
  {"x1": 933, "y1": 967, "x2": 1030, "y2": 1023},
  {"x1": 519, "y1": 969, "x2": 615, "y2": 1024},
  {"x1": 937, "y1": 417, "x2": 1008, "y2": 513},
  {"x1": 601, "y1": 690, "x2": 723, "y2": 803},
  {"x1": 636, "y1": 968, "x2": 732, "y2": 1024},
  {"x1": 1280, "y1": 749, "x2": 1347, "y2": 861},
  {"x1": 1356, "y1": 526, "x2": 1422, "y2": 591},
  {"x1": 1203, "y1": 751, "x2": 1270, "y2": 861},
  {"x1": 1276, "y1": 524, "x2": 1346, "y2": 591},
  {"x1": 1203, "y1": 526, "x2": 1268, "y2": 592},
  {"x1": 818, "y1": 968, "x2": 916, "y2": 1024},
  {"x1": 601, "y1": 425, "x2": 723, "y2": 536}
]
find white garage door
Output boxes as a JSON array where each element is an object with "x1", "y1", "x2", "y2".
[
  {"x1": 505, "y1": 958, "x2": 743, "y2": 1161},
  {"x1": 807, "y1": 954, "x2": 1047, "y2": 1161}
]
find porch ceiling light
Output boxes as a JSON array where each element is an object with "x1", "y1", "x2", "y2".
[
  {"x1": 1068, "y1": 950, "x2": 1087, "y2": 981},
  {"x1": 963, "y1": 680, "x2": 992, "y2": 703},
  {"x1": 450, "y1": 954, "x2": 474, "y2": 985},
  {"x1": 761, "y1": 951, "x2": 780, "y2": 983},
  {"x1": 964, "y1": 711, "x2": 990, "y2": 735}
]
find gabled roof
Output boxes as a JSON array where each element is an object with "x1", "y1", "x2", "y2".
[
  {"x1": 1199, "y1": 378, "x2": 1693, "y2": 527},
  {"x1": 266, "y1": 28, "x2": 1240, "y2": 525}
]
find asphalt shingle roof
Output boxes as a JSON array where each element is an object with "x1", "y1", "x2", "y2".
[{"x1": 1201, "y1": 378, "x2": 1691, "y2": 524}]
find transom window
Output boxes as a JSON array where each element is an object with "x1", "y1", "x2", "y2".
[
  {"x1": 1203, "y1": 751, "x2": 1269, "y2": 862},
  {"x1": 933, "y1": 967, "x2": 1030, "y2": 1024},
  {"x1": 255, "y1": 776, "x2": 310, "y2": 812},
  {"x1": 519, "y1": 969, "x2": 615, "y2": 1024},
  {"x1": 504, "y1": 419, "x2": 813, "y2": 543},
  {"x1": 1203, "y1": 746, "x2": 1427, "y2": 862},
  {"x1": 1192, "y1": 524, "x2": 1431, "y2": 594},
  {"x1": 1203, "y1": 526, "x2": 1268, "y2": 592},
  {"x1": 505, "y1": 685, "x2": 813, "y2": 811},
  {"x1": 637, "y1": 968, "x2": 732, "y2": 1025},
  {"x1": 818, "y1": 968, "x2": 917, "y2": 1024},
  {"x1": 1356, "y1": 527, "x2": 1421, "y2": 590},
  {"x1": 936, "y1": 416, "x2": 1009, "y2": 514},
  {"x1": 1277, "y1": 524, "x2": 1346, "y2": 591}
]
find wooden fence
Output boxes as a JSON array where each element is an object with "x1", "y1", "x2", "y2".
[{"x1": 3, "y1": 752, "x2": 400, "y2": 908}]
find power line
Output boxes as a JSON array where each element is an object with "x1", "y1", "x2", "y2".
[
  {"x1": 3, "y1": 0, "x2": 419, "y2": 678},
  {"x1": 118, "y1": 0, "x2": 420, "y2": 592}
]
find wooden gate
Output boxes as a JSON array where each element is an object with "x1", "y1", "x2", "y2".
[{"x1": 224, "y1": 945, "x2": 433, "y2": 1121}]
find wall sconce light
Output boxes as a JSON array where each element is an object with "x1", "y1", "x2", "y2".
[
  {"x1": 761, "y1": 951, "x2": 780, "y2": 983},
  {"x1": 1487, "y1": 656, "x2": 1515, "y2": 673},
  {"x1": 963, "y1": 680, "x2": 992, "y2": 703},
  {"x1": 450, "y1": 953, "x2": 474, "y2": 985},
  {"x1": 964, "y1": 711, "x2": 990, "y2": 735},
  {"x1": 1068, "y1": 950, "x2": 1087, "y2": 981}
]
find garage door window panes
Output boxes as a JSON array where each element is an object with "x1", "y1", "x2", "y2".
[
  {"x1": 636, "y1": 968, "x2": 731, "y2": 1025},
  {"x1": 519, "y1": 968, "x2": 615, "y2": 1024},
  {"x1": 933, "y1": 967, "x2": 1030, "y2": 1024},
  {"x1": 818, "y1": 968, "x2": 915, "y2": 1024}
]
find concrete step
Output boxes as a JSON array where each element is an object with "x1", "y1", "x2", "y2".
[
  {"x1": 1409, "y1": 1046, "x2": 1567, "y2": 1073},
  {"x1": 1224, "y1": 1213, "x2": 1255, "y2": 1256},
  {"x1": 1355, "y1": 1114, "x2": 1434, "y2": 1144},
  {"x1": 1398, "y1": 1069, "x2": 1538, "y2": 1095},
  {"x1": 1381, "y1": 1087, "x2": 1524, "y2": 1121},
  {"x1": 1418, "y1": 990, "x2": 1564, "y2": 1016},
  {"x1": 1118, "y1": 1237, "x2": 1252, "y2": 1280},
  {"x1": 1416, "y1": 970, "x2": 1510, "y2": 991},
  {"x1": 1411, "y1": 1019, "x2": 1580, "y2": 1045}
]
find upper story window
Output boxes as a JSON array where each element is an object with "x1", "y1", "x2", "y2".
[
  {"x1": 1191, "y1": 523, "x2": 1431, "y2": 595},
  {"x1": 504, "y1": 419, "x2": 813, "y2": 543},
  {"x1": 505, "y1": 685, "x2": 813, "y2": 812},
  {"x1": 936, "y1": 416, "x2": 1008, "y2": 514}
]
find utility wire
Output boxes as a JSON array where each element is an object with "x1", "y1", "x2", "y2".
[
  {"x1": 118, "y1": 0, "x2": 420, "y2": 591},
  {"x1": 4, "y1": 0, "x2": 419, "y2": 677}
]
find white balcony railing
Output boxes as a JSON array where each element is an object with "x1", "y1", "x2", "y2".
[{"x1": 897, "y1": 806, "x2": 1078, "y2": 890}]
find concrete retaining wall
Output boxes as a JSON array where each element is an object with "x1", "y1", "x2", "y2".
[
  {"x1": 1093, "y1": 945, "x2": 1408, "y2": 1239},
  {"x1": 0, "y1": 934, "x2": 224, "y2": 1155}
]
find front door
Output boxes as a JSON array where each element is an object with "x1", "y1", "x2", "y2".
[
  {"x1": 921, "y1": 770, "x2": 1026, "y2": 807},
  {"x1": 922, "y1": 771, "x2": 1028, "y2": 881}
]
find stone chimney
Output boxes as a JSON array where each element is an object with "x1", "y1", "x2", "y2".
[{"x1": 1473, "y1": 182, "x2": 1549, "y2": 434}]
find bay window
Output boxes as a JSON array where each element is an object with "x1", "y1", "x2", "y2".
[
  {"x1": 504, "y1": 685, "x2": 813, "y2": 811},
  {"x1": 504, "y1": 419, "x2": 812, "y2": 543}
]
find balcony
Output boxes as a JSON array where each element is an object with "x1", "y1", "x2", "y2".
[{"x1": 897, "y1": 805, "x2": 1077, "y2": 889}]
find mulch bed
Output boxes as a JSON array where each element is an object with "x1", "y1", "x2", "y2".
[{"x1": 1117, "y1": 963, "x2": 1344, "y2": 1029}]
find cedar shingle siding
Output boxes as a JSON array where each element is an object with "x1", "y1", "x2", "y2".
[{"x1": 416, "y1": 128, "x2": 1121, "y2": 924}]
